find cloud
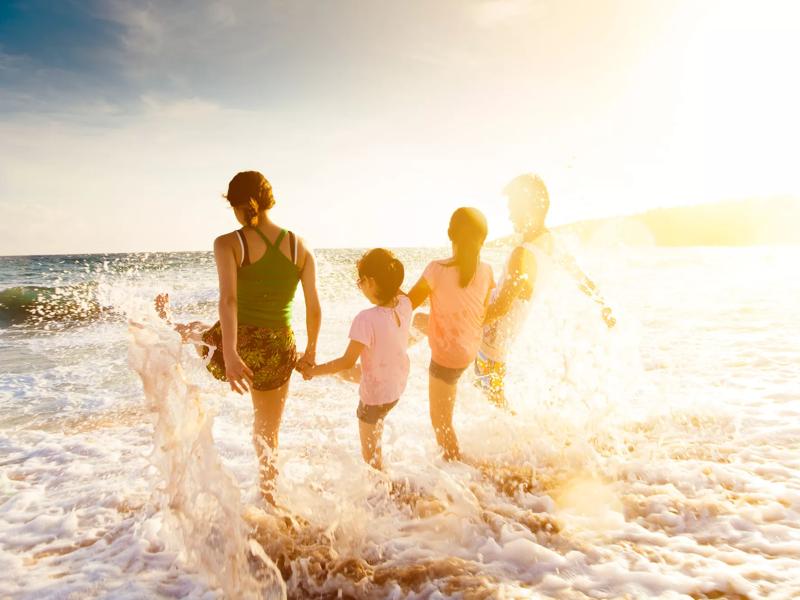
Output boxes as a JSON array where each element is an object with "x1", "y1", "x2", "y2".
[
  {"x1": 72, "y1": 1, "x2": 521, "y2": 112},
  {"x1": 3, "y1": 0, "x2": 798, "y2": 255},
  {"x1": 1, "y1": 0, "x2": 554, "y2": 119},
  {"x1": 139, "y1": 95, "x2": 224, "y2": 119},
  {"x1": 0, "y1": 3, "x2": 130, "y2": 114},
  {"x1": 0, "y1": 49, "x2": 28, "y2": 72}
]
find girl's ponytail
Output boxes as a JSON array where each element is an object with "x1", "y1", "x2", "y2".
[{"x1": 447, "y1": 207, "x2": 488, "y2": 287}]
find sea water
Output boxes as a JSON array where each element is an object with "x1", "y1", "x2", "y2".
[{"x1": 1, "y1": 244, "x2": 799, "y2": 599}]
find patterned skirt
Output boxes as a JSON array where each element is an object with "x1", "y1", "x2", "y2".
[{"x1": 200, "y1": 322, "x2": 297, "y2": 391}]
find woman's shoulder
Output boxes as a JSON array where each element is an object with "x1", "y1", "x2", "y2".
[
  {"x1": 285, "y1": 230, "x2": 315, "y2": 272},
  {"x1": 213, "y1": 229, "x2": 242, "y2": 249},
  {"x1": 289, "y1": 230, "x2": 309, "y2": 247}
]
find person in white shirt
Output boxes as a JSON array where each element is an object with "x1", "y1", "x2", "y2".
[{"x1": 478, "y1": 174, "x2": 616, "y2": 409}]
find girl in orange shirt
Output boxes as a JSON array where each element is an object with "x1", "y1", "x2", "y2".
[{"x1": 408, "y1": 207, "x2": 494, "y2": 460}]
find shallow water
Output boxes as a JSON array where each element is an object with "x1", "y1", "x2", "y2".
[{"x1": 1, "y1": 245, "x2": 799, "y2": 599}]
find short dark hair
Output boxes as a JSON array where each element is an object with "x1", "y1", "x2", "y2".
[
  {"x1": 357, "y1": 248, "x2": 405, "y2": 304},
  {"x1": 503, "y1": 174, "x2": 549, "y2": 214}
]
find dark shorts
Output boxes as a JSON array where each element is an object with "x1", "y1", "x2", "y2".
[
  {"x1": 200, "y1": 322, "x2": 297, "y2": 391},
  {"x1": 357, "y1": 399, "x2": 398, "y2": 425},
  {"x1": 429, "y1": 360, "x2": 468, "y2": 385}
]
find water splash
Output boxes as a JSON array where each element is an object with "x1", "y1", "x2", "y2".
[
  {"x1": 127, "y1": 317, "x2": 285, "y2": 599},
  {"x1": 7, "y1": 247, "x2": 794, "y2": 597}
]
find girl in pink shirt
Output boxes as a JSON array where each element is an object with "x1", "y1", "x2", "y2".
[
  {"x1": 408, "y1": 207, "x2": 494, "y2": 461},
  {"x1": 304, "y1": 249, "x2": 411, "y2": 470}
]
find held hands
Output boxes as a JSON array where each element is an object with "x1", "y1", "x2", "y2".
[
  {"x1": 296, "y1": 350, "x2": 316, "y2": 381},
  {"x1": 224, "y1": 352, "x2": 254, "y2": 395}
]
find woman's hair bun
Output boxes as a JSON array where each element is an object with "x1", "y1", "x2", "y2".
[
  {"x1": 224, "y1": 171, "x2": 275, "y2": 225},
  {"x1": 243, "y1": 198, "x2": 259, "y2": 226}
]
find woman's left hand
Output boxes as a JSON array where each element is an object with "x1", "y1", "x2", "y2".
[
  {"x1": 296, "y1": 350, "x2": 315, "y2": 374},
  {"x1": 224, "y1": 351, "x2": 254, "y2": 395}
]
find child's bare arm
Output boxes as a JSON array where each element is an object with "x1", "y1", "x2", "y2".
[
  {"x1": 336, "y1": 364, "x2": 362, "y2": 383},
  {"x1": 305, "y1": 340, "x2": 364, "y2": 379}
]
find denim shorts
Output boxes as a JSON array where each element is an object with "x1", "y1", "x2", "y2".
[{"x1": 429, "y1": 360, "x2": 468, "y2": 385}]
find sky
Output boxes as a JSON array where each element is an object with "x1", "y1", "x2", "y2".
[{"x1": 1, "y1": 0, "x2": 799, "y2": 254}]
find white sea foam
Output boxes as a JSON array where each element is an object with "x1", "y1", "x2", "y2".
[
  {"x1": 127, "y1": 318, "x2": 284, "y2": 599},
  {"x1": 1, "y1": 246, "x2": 800, "y2": 598}
]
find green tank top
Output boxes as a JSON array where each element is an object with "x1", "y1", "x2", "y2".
[{"x1": 237, "y1": 228, "x2": 301, "y2": 328}]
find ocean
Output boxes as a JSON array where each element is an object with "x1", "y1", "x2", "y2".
[{"x1": 1, "y1": 244, "x2": 799, "y2": 599}]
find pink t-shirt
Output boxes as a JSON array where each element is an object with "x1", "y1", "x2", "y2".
[
  {"x1": 423, "y1": 260, "x2": 494, "y2": 369},
  {"x1": 349, "y1": 295, "x2": 412, "y2": 406}
]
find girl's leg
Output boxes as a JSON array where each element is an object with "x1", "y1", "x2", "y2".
[
  {"x1": 359, "y1": 418, "x2": 385, "y2": 470},
  {"x1": 429, "y1": 374, "x2": 460, "y2": 461},
  {"x1": 251, "y1": 381, "x2": 290, "y2": 504}
]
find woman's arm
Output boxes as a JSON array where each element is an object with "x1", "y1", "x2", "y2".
[
  {"x1": 407, "y1": 276, "x2": 431, "y2": 310},
  {"x1": 306, "y1": 340, "x2": 364, "y2": 378},
  {"x1": 214, "y1": 234, "x2": 253, "y2": 394},
  {"x1": 297, "y1": 239, "x2": 322, "y2": 369}
]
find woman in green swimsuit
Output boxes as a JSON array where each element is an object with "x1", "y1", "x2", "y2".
[{"x1": 158, "y1": 171, "x2": 321, "y2": 503}]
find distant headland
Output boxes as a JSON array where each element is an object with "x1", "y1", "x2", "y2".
[{"x1": 491, "y1": 198, "x2": 800, "y2": 247}]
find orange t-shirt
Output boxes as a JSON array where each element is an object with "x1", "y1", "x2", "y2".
[{"x1": 423, "y1": 260, "x2": 494, "y2": 369}]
